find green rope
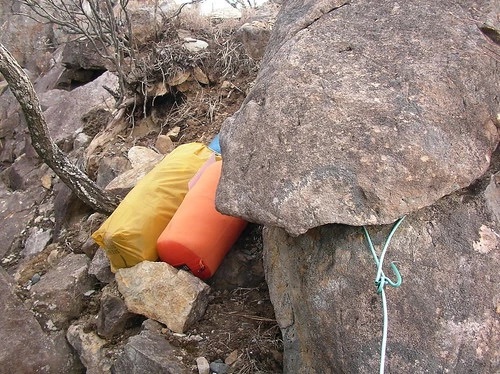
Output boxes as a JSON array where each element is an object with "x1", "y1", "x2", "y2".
[{"x1": 362, "y1": 216, "x2": 405, "y2": 374}]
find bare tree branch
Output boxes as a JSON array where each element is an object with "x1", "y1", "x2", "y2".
[{"x1": 0, "y1": 42, "x2": 120, "y2": 214}]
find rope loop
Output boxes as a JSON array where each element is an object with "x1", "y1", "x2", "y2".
[{"x1": 362, "y1": 215, "x2": 406, "y2": 374}]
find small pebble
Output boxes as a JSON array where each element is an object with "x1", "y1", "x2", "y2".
[
  {"x1": 196, "y1": 356, "x2": 210, "y2": 374},
  {"x1": 210, "y1": 360, "x2": 229, "y2": 374},
  {"x1": 31, "y1": 273, "x2": 41, "y2": 285}
]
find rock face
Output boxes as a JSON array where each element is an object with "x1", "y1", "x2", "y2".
[
  {"x1": 217, "y1": 0, "x2": 500, "y2": 235},
  {"x1": 263, "y1": 161, "x2": 500, "y2": 373}
]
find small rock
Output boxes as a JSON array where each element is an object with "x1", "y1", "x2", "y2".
[
  {"x1": 116, "y1": 261, "x2": 211, "y2": 333},
  {"x1": 167, "y1": 126, "x2": 181, "y2": 141},
  {"x1": 97, "y1": 283, "x2": 137, "y2": 339},
  {"x1": 141, "y1": 319, "x2": 164, "y2": 333},
  {"x1": 127, "y1": 146, "x2": 162, "y2": 169},
  {"x1": 112, "y1": 330, "x2": 191, "y2": 373},
  {"x1": 196, "y1": 356, "x2": 210, "y2": 374},
  {"x1": 41, "y1": 173, "x2": 53, "y2": 190},
  {"x1": 183, "y1": 38, "x2": 208, "y2": 53},
  {"x1": 73, "y1": 132, "x2": 91, "y2": 149},
  {"x1": 88, "y1": 249, "x2": 114, "y2": 284},
  {"x1": 66, "y1": 320, "x2": 112, "y2": 373},
  {"x1": 225, "y1": 349, "x2": 239, "y2": 365},
  {"x1": 22, "y1": 227, "x2": 52, "y2": 257},
  {"x1": 81, "y1": 236, "x2": 99, "y2": 258},
  {"x1": 155, "y1": 135, "x2": 175, "y2": 154},
  {"x1": 31, "y1": 273, "x2": 41, "y2": 285},
  {"x1": 30, "y1": 254, "x2": 95, "y2": 330},
  {"x1": 210, "y1": 360, "x2": 229, "y2": 374}
]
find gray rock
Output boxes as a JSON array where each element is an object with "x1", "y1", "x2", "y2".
[
  {"x1": 0, "y1": 3, "x2": 53, "y2": 75},
  {"x1": 22, "y1": 227, "x2": 52, "y2": 257},
  {"x1": 0, "y1": 80, "x2": 7, "y2": 96},
  {"x1": 89, "y1": 249, "x2": 114, "y2": 284},
  {"x1": 263, "y1": 158, "x2": 500, "y2": 373},
  {"x1": 127, "y1": 146, "x2": 162, "y2": 168},
  {"x1": 236, "y1": 21, "x2": 272, "y2": 60},
  {"x1": 0, "y1": 267, "x2": 75, "y2": 373},
  {"x1": 210, "y1": 360, "x2": 229, "y2": 374},
  {"x1": 111, "y1": 330, "x2": 191, "y2": 373},
  {"x1": 96, "y1": 155, "x2": 131, "y2": 188},
  {"x1": 196, "y1": 356, "x2": 210, "y2": 374},
  {"x1": 217, "y1": 0, "x2": 499, "y2": 235},
  {"x1": 61, "y1": 39, "x2": 111, "y2": 71},
  {"x1": 116, "y1": 261, "x2": 211, "y2": 333},
  {"x1": 67, "y1": 320, "x2": 112, "y2": 374},
  {"x1": 103, "y1": 148, "x2": 163, "y2": 197},
  {"x1": 209, "y1": 224, "x2": 265, "y2": 290},
  {"x1": 183, "y1": 38, "x2": 209, "y2": 53},
  {"x1": 0, "y1": 186, "x2": 48, "y2": 259},
  {"x1": 30, "y1": 253, "x2": 95, "y2": 330},
  {"x1": 39, "y1": 71, "x2": 118, "y2": 145},
  {"x1": 97, "y1": 283, "x2": 137, "y2": 339}
]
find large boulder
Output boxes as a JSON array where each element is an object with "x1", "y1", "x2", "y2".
[
  {"x1": 217, "y1": 0, "x2": 499, "y2": 235},
  {"x1": 263, "y1": 155, "x2": 500, "y2": 373}
]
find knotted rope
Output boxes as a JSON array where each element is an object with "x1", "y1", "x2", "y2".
[{"x1": 362, "y1": 216, "x2": 405, "y2": 374}]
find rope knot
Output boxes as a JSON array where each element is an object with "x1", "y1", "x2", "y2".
[{"x1": 362, "y1": 216, "x2": 406, "y2": 374}]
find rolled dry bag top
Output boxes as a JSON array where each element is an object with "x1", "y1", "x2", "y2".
[
  {"x1": 92, "y1": 143, "x2": 218, "y2": 271},
  {"x1": 157, "y1": 160, "x2": 247, "y2": 279}
]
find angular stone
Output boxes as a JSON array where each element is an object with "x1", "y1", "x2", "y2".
[
  {"x1": 39, "y1": 71, "x2": 118, "y2": 145},
  {"x1": 210, "y1": 360, "x2": 229, "y2": 374},
  {"x1": 89, "y1": 249, "x2": 114, "y2": 284},
  {"x1": 0, "y1": 267, "x2": 73, "y2": 373},
  {"x1": 127, "y1": 146, "x2": 163, "y2": 169},
  {"x1": 116, "y1": 261, "x2": 211, "y2": 333},
  {"x1": 67, "y1": 320, "x2": 112, "y2": 374},
  {"x1": 111, "y1": 330, "x2": 191, "y2": 373},
  {"x1": 196, "y1": 356, "x2": 210, "y2": 374},
  {"x1": 217, "y1": 0, "x2": 499, "y2": 235},
  {"x1": 30, "y1": 254, "x2": 95, "y2": 329},
  {"x1": 97, "y1": 283, "x2": 137, "y2": 339},
  {"x1": 155, "y1": 135, "x2": 175, "y2": 154},
  {"x1": 96, "y1": 155, "x2": 131, "y2": 188},
  {"x1": 167, "y1": 126, "x2": 181, "y2": 141},
  {"x1": 193, "y1": 66, "x2": 209, "y2": 85},
  {"x1": 0, "y1": 187, "x2": 47, "y2": 259},
  {"x1": 209, "y1": 224, "x2": 265, "y2": 290},
  {"x1": 104, "y1": 160, "x2": 159, "y2": 198},
  {"x1": 21, "y1": 227, "x2": 52, "y2": 257},
  {"x1": 237, "y1": 21, "x2": 272, "y2": 60},
  {"x1": 263, "y1": 156, "x2": 500, "y2": 373}
]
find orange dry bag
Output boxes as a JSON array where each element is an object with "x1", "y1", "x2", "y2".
[{"x1": 157, "y1": 160, "x2": 247, "y2": 279}]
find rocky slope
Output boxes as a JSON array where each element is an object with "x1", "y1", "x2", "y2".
[{"x1": 0, "y1": 1, "x2": 283, "y2": 372}]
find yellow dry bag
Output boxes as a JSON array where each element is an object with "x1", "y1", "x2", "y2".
[{"x1": 92, "y1": 142, "x2": 217, "y2": 271}]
